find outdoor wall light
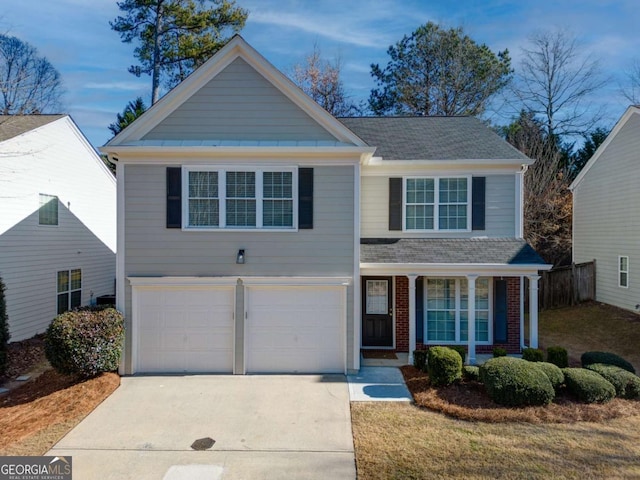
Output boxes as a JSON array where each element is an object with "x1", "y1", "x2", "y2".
[{"x1": 236, "y1": 249, "x2": 245, "y2": 264}]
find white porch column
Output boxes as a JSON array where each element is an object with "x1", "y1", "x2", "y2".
[
  {"x1": 529, "y1": 275, "x2": 541, "y2": 349},
  {"x1": 467, "y1": 275, "x2": 478, "y2": 365},
  {"x1": 407, "y1": 275, "x2": 418, "y2": 365}
]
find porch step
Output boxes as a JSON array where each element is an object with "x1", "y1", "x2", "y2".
[{"x1": 361, "y1": 352, "x2": 409, "y2": 367}]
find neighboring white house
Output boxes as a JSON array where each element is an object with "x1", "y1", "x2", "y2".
[
  {"x1": 101, "y1": 36, "x2": 550, "y2": 376},
  {"x1": 0, "y1": 115, "x2": 117, "y2": 341},
  {"x1": 571, "y1": 105, "x2": 640, "y2": 314}
]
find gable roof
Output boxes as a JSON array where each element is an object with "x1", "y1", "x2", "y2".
[
  {"x1": 570, "y1": 105, "x2": 640, "y2": 191},
  {"x1": 339, "y1": 116, "x2": 530, "y2": 161},
  {"x1": 360, "y1": 238, "x2": 547, "y2": 265},
  {"x1": 0, "y1": 115, "x2": 66, "y2": 142},
  {"x1": 106, "y1": 35, "x2": 366, "y2": 148}
]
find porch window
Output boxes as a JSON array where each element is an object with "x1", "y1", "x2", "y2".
[{"x1": 425, "y1": 277, "x2": 491, "y2": 344}]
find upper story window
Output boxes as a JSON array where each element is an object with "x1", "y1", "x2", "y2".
[
  {"x1": 619, "y1": 256, "x2": 629, "y2": 288},
  {"x1": 184, "y1": 167, "x2": 296, "y2": 230},
  {"x1": 404, "y1": 177, "x2": 470, "y2": 231},
  {"x1": 39, "y1": 194, "x2": 58, "y2": 226}
]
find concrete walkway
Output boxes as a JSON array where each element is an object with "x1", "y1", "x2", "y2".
[
  {"x1": 48, "y1": 375, "x2": 355, "y2": 480},
  {"x1": 347, "y1": 367, "x2": 412, "y2": 402}
]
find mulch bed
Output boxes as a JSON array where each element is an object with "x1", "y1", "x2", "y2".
[
  {"x1": 401, "y1": 365, "x2": 640, "y2": 424},
  {"x1": 1, "y1": 334, "x2": 47, "y2": 383}
]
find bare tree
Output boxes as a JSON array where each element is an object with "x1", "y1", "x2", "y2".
[
  {"x1": 514, "y1": 29, "x2": 606, "y2": 138},
  {"x1": 291, "y1": 45, "x2": 360, "y2": 116},
  {"x1": 619, "y1": 59, "x2": 640, "y2": 104},
  {"x1": 0, "y1": 34, "x2": 63, "y2": 114}
]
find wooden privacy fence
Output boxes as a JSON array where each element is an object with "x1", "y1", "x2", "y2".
[{"x1": 539, "y1": 261, "x2": 596, "y2": 310}]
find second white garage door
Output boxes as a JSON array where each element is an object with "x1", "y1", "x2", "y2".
[
  {"x1": 245, "y1": 285, "x2": 345, "y2": 373},
  {"x1": 136, "y1": 286, "x2": 234, "y2": 373}
]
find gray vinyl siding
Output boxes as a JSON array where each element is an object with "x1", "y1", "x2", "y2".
[
  {"x1": 122, "y1": 164, "x2": 356, "y2": 373},
  {"x1": 0, "y1": 207, "x2": 115, "y2": 342},
  {"x1": 573, "y1": 112, "x2": 640, "y2": 312},
  {"x1": 143, "y1": 58, "x2": 336, "y2": 142},
  {"x1": 360, "y1": 174, "x2": 516, "y2": 238}
]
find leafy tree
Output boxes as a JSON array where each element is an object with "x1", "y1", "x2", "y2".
[
  {"x1": 503, "y1": 111, "x2": 572, "y2": 266},
  {"x1": 108, "y1": 96, "x2": 147, "y2": 137},
  {"x1": 0, "y1": 34, "x2": 63, "y2": 114},
  {"x1": 568, "y1": 127, "x2": 610, "y2": 179},
  {"x1": 111, "y1": 0, "x2": 248, "y2": 104},
  {"x1": 291, "y1": 45, "x2": 360, "y2": 117},
  {"x1": 369, "y1": 22, "x2": 512, "y2": 116},
  {"x1": 513, "y1": 29, "x2": 606, "y2": 137},
  {"x1": 0, "y1": 277, "x2": 10, "y2": 376}
]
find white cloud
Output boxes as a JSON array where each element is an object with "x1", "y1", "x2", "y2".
[{"x1": 84, "y1": 81, "x2": 146, "y2": 91}]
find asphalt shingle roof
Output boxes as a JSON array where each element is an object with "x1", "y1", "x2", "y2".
[
  {"x1": 360, "y1": 238, "x2": 547, "y2": 265},
  {"x1": 0, "y1": 115, "x2": 65, "y2": 142},
  {"x1": 339, "y1": 116, "x2": 529, "y2": 161}
]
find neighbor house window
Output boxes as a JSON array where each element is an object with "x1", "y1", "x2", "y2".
[
  {"x1": 404, "y1": 177, "x2": 469, "y2": 231},
  {"x1": 425, "y1": 278, "x2": 491, "y2": 344},
  {"x1": 57, "y1": 269, "x2": 81, "y2": 314},
  {"x1": 619, "y1": 256, "x2": 629, "y2": 288},
  {"x1": 39, "y1": 194, "x2": 58, "y2": 225},
  {"x1": 184, "y1": 167, "x2": 296, "y2": 230}
]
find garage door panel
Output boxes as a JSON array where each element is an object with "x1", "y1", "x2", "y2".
[
  {"x1": 136, "y1": 286, "x2": 234, "y2": 373},
  {"x1": 246, "y1": 286, "x2": 345, "y2": 373}
]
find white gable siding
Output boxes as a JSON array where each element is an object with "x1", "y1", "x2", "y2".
[
  {"x1": 142, "y1": 58, "x2": 337, "y2": 142},
  {"x1": 360, "y1": 174, "x2": 516, "y2": 238},
  {"x1": 573, "y1": 112, "x2": 640, "y2": 312},
  {"x1": 0, "y1": 117, "x2": 116, "y2": 340}
]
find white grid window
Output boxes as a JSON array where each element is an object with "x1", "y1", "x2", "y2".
[
  {"x1": 619, "y1": 256, "x2": 629, "y2": 288},
  {"x1": 404, "y1": 177, "x2": 469, "y2": 231},
  {"x1": 425, "y1": 278, "x2": 491, "y2": 344},
  {"x1": 39, "y1": 194, "x2": 58, "y2": 226},
  {"x1": 183, "y1": 167, "x2": 297, "y2": 230},
  {"x1": 57, "y1": 269, "x2": 81, "y2": 314},
  {"x1": 366, "y1": 280, "x2": 388, "y2": 314}
]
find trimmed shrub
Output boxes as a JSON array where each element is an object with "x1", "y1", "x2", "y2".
[
  {"x1": 451, "y1": 346, "x2": 467, "y2": 364},
  {"x1": 463, "y1": 365, "x2": 480, "y2": 382},
  {"x1": 563, "y1": 368, "x2": 616, "y2": 403},
  {"x1": 413, "y1": 350, "x2": 428, "y2": 371},
  {"x1": 492, "y1": 347, "x2": 507, "y2": 358},
  {"x1": 0, "y1": 277, "x2": 9, "y2": 376},
  {"x1": 479, "y1": 357, "x2": 554, "y2": 406},
  {"x1": 45, "y1": 308, "x2": 124, "y2": 378},
  {"x1": 522, "y1": 348, "x2": 544, "y2": 362},
  {"x1": 546, "y1": 346, "x2": 569, "y2": 368},
  {"x1": 581, "y1": 351, "x2": 635, "y2": 374},
  {"x1": 586, "y1": 363, "x2": 640, "y2": 399},
  {"x1": 427, "y1": 346, "x2": 462, "y2": 386},
  {"x1": 533, "y1": 362, "x2": 565, "y2": 390}
]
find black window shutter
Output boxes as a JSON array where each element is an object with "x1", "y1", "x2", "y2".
[
  {"x1": 494, "y1": 279, "x2": 508, "y2": 343},
  {"x1": 472, "y1": 176, "x2": 486, "y2": 230},
  {"x1": 388, "y1": 177, "x2": 403, "y2": 231},
  {"x1": 416, "y1": 276, "x2": 424, "y2": 344},
  {"x1": 166, "y1": 167, "x2": 182, "y2": 229},
  {"x1": 298, "y1": 168, "x2": 314, "y2": 229}
]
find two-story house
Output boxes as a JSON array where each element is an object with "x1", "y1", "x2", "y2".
[
  {"x1": 0, "y1": 115, "x2": 116, "y2": 342},
  {"x1": 101, "y1": 36, "x2": 549, "y2": 375}
]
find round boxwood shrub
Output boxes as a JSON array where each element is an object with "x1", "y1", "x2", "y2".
[
  {"x1": 586, "y1": 363, "x2": 640, "y2": 399},
  {"x1": 581, "y1": 351, "x2": 635, "y2": 374},
  {"x1": 463, "y1": 365, "x2": 480, "y2": 382},
  {"x1": 533, "y1": 362, "x2": 565, "y2": 390},
  {"x1": 546, "y1": 346, "x2": 569, "y2": 368},
  {"x1": 450, "y1": 345, "x2": 467, "y2": 364},
  {"x1": 45, "y1": 308, "x2": 124, "y2": 378},
  {"x1": 522, "y1": 348, "x2": 544, "y2": 362},
  {"x1": 563, "y1": 368, "x2": 616, "y2": 403},
  {"x1": 492, "y1": 347, "x2": 507, "y2": 358},
  {"x1": 479, "y1": 357, "x2": 555, "y2": 406},
  {"x1": 427, "y1": 346, "x2": 462, "y2": 386}
]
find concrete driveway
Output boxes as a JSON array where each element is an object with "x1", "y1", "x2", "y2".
[{"x1": 48, "y1": 375, "x2": 354, "y2": 479}]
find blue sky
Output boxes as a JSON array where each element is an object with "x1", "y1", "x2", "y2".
[{"x1": 2, "y1": 0, "x2": 638, "y2": 147}]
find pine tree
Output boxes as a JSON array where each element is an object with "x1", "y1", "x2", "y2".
[{"x1": 0, "y1": 277, "x2": 10, "y2": 376}]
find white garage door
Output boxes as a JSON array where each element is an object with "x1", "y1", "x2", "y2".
[
  {"x1": 136, "y1": 286, "x2": 234, "y2": 373},
  {"x1": 246, "y1": 286, "x2": 345, "y2": 373}
]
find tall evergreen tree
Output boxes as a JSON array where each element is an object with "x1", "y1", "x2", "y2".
[
  {"x1": 109, "y1": 97, "x2": 148, "y2": 137},
  {"x1": 111, "y1": 0, "x2": 248, "y2": 104},
  {"x1": 0, "y1": 277, "x2": 10, "y2": 376}
]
